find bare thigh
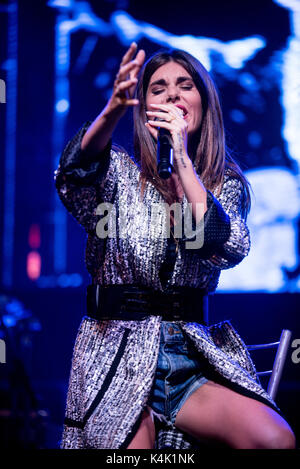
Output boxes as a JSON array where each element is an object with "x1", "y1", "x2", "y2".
[
  {"x1": 174, "y1": 380, "x2": 296, "y2": 449},
  {"x1": 126, "y1": 407, "x2": 156, "y2": 449}
]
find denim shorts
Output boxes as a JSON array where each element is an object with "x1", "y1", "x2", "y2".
[{"x1": 147, "y1": 322, "x2": 208, "y2": 426}]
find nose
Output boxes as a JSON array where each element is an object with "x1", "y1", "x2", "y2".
[{"x1": 166, "y1": 86, "x2": 179, "y2": 103}]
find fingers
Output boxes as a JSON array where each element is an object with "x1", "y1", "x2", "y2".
[
  {"x1": 145, "y1": 122, "x2": 158, "y2": 140},
  {"x1": 115, "y1": 77, "x2": 139, "y2": 105},
  {"x1": 117, "y1": 44, "x2": 145, "y2": 82},
  {"x1": 146, "y1": 105, "x2": 184, "y2": 131},
  {"x1": 132, "y1": 49, "x2": 146, "y2": 77},
  {"x1": 120, "y1": 42, "x2": 138, "y2": 67},
  {"x1": 113, "y1": 43, "x2": 145, "y2": 107},
  {"x1": 116, "y1": 78, "x2": 138, "y2": 92},
  {"x1": 146, "y1": 119, "x2": 175, "y2": 132},
  {"x1": 146, "y1": 110, "x2": 176, "y2": 122},
  {"x1": 145, "y1": 102, "x2": 188, "y2": 146},
  {"x1": 115, "y1": 61, "x2": 139, "y2": 84},
  {"x1": 148, "y1": 103, "x2": 184, "y2": 118}
]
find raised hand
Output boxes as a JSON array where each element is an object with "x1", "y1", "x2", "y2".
[
  {"x1": 109, "y1": 42, "x2": 146, "y2": 112},
  {"x1": 81, "y1": 43, "x2": 145, "y2": 154}
]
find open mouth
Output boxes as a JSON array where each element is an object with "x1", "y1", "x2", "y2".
[{"x1": 175, "y1": 105, "x2": 188, "y2": 118}]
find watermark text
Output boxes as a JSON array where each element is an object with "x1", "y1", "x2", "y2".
[
  {"x1": 0, "y1": 339, "x2": 6, "y2": 364},
  {"x1": 95, "y1": 201, "x2": 205, "y2": 249},
  {"x1": 0, "y1": 79, "x2": 6, "y2": 103},
  {"x1": 291, "y1": 338, "x2": 300, "y2": 364}
]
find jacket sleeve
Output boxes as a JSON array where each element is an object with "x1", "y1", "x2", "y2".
[
  {"x1": 54, "y1": 122, "x2": 118, "y2": 234},
  {"x1": 182, "y1": 176, "x2": 250, "y2": 270}
]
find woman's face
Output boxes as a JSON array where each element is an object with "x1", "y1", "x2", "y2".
[{"x1": 145, "y1": 61, "x2": 202, "y2": 138}]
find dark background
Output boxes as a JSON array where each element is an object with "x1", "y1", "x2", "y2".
[{"x1": 0, "y1": 0, "x2": 299, "y2": 448}]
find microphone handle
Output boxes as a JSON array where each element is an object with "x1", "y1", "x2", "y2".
[{"x1": 157, "y1": 127, "x2": 173, "y2": 179}]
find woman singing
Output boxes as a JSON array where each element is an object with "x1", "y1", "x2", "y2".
[{"x1": 55, "y1": 43, "x2": 295, "y2": 449}]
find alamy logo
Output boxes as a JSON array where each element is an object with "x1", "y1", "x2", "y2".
[
  {"x1": 0, "y1": 339, "x2": 6, "y2": 364},
  {"x1": 291, "y1": 339, "x2": 300, "y2": 364},
  {"x1": 95, "y1": 201, "x2": 205, "y2": 249},
  {"x1": 0, "y1": 79, "x2": 6, "y2": 103}
]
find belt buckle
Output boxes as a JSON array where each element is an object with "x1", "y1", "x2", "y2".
[
  {"x1": 122, "y1": 291, "x2": 150, "y2": 318},
  {"x1": 159, "y1": 290, "x2": 182, "y2": 320}
]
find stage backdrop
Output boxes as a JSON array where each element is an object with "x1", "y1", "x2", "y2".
[
  {"x1": 0, "y1": 0, "x2": 299, "y2": 293},
  {"x1": 0, "y1": 0, "x2": 299, "y2": 449}
]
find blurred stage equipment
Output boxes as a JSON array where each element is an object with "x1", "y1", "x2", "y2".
[{"x1": 0, "y1": 294, "x2": 48, "y2": 448}]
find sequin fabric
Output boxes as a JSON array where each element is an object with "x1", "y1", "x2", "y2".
[
  {"x1": 55, "y1": 123, "x2": 276, "y2": 449},
  {"x1": 63, "y1": 316, "x2": 161, "y2": 448}
]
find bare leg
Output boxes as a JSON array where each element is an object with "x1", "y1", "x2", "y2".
[
  {"x1": 174, "y1": 380, "x2": 296, "y2": 449},
  {"x1": 127, "y1": 407, "x2": 156, "y2": 449}
]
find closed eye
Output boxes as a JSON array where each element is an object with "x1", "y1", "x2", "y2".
[
  {"x1": 151, "y1": 85, "x2": 193, "y2": 95},
  {"x1": 151, "y1": 89, "x2": 164, "y2": 95}
]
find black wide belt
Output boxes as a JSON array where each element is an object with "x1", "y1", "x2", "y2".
[{"x1": 86, "y1": 284, "x2": 208, "y2": 323}]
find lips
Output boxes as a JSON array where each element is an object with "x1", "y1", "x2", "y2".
[{"x1": 175, "y1": 104, "x2": 188, "y2": 117}]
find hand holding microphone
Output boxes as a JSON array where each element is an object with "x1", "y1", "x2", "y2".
[
  {"x1": 157, "y1": 121, "x2": 173, "y2": 179},
  {"x1": 145, "y1": 103, "x2": 188, "y2": 179}
]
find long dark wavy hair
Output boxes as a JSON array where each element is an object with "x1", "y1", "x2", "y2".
[{"x1": 133, "y1": 48, "x2": 251, "y2": 219}]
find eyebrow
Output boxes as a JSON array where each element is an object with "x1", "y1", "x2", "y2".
[{"x1": 149, "y1": 76, "x2": 193, "y2": 88}]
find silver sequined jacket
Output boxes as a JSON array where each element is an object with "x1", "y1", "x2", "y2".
[{"x1": 55, "y1": 123, "x2": 278, "y2": 449}]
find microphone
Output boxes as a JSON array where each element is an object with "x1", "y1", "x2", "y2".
[{"x1": 157, "y1": 125, "x2": 173, "y2": 179}]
